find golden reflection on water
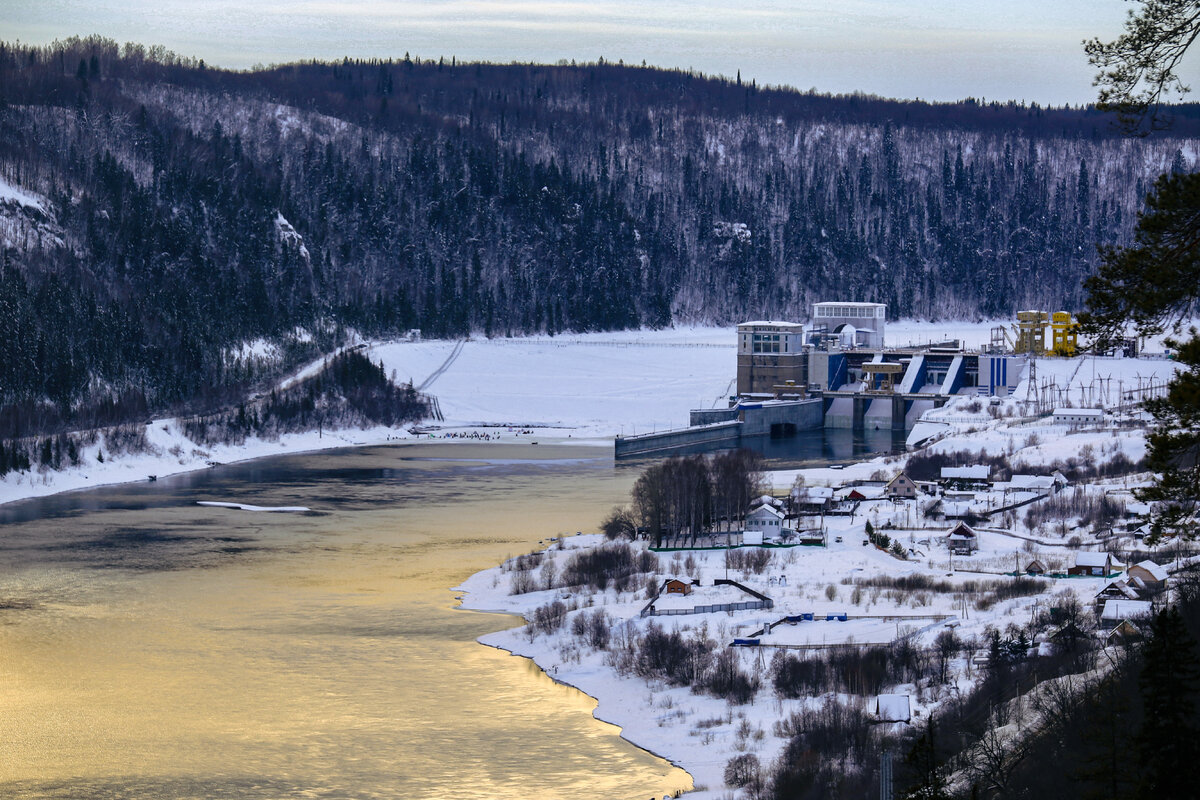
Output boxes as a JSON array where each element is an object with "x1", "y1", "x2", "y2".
[{"x1": 0, "y1": 444, "x2": 690, "y2": 799}]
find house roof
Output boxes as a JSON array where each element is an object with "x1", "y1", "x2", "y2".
[
  {"x1": 942, "y1": 465, "x2": 990, "y2": 480},
  {"x1": 840, "y1": 485, "x2": 885, "y2": 501},
  {"x1": 1132, "y1": 560, "x2": 1169, "y2": 582},
  {"x1": 875, "y1": 694, "x2": 911, "y2": 722},
  {"x1": 948, "y1": 521, "x2": 977, "y2": 538},
  {"x1": 1009, "y1": 474, "x2": 1054, "y2": 490},
  {"x1": 1025, "y1": 559, "x2": 1046, "y2": 571},
  {"x1": 1097, "y1": 580, "x2": 1140, "y2": 600},
  {"x1": 1100, "y1": 599, "x2": 1153, "y2": 620},
  {"x1": 748, "y1": 504, "x2": 784, "y2": 519},
  {"x1": 1074, "y1": 551, "x2": 1111, "y2": 568}
]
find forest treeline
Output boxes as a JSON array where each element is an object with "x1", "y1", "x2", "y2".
[
  {"x1": 0, "y1": 349, "x2": 431, "y2": 477},
  {"x1": 0, "y1": 35, "x2": 1197, "y2": 435}
]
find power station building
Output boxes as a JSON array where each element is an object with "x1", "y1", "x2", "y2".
[
  {"x1": 736, "y1": 303, "x2": 887, "y2": 395},
  {"x1": 810, "y1": 302, "x2": 887, "y2": 349},
  {"x1": 736, "y1": 321, "x2": 807, "y2": 395},
  {"x1": 619, "y1": 301, "x2": 1029, "y2": 458}
]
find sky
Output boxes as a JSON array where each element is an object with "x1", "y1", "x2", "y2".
[{"x1": 1, "y1": 1, "x2": 1187, "y2": 106}]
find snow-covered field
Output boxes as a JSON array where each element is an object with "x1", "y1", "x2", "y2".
[
  {"x1": 454, "y1": 492, "x2": 1160, "y2": 798},
  {"x1": 451, "y1": 397, "x2": 1185, "y2": 797},
  {"x1": 372, "y1": 327, "x2": 736, "y2": 437}
]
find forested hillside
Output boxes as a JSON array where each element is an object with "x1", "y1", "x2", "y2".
[{"x1": 0, "y1": 35, "x2": 1197, "y2": 434}]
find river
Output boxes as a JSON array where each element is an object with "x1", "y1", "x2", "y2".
[{"x1": 0, "y1": 443, "x2": 689, "y2": 800}]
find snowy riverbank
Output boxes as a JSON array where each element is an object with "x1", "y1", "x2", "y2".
[{"x1": 449, "y1": 349, "x2": 1186, "y2": 797}]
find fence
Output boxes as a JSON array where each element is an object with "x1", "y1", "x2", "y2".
[
  {"x1": 491, "y1": 338, "x2": 729, "y2": 349},
  {"x1": 642, "y1": 599, "x2": 771, "y2": 618}
]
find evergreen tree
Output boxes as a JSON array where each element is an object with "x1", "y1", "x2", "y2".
[
  {"x1": 901, "y1": 717, "x2": 951, "y2": 800},
  {"x1": 1135, "y1": 607, "x2": 1200, "y2": 798},
  {"x1": 1079, "y1": 177, "x2": 1200, "y2": 541},
  {"x1": 1080, "y1": 4, "x2": 1200, "y2": 539},
  {"x1": 1086, "y1": 0, "x2": 1200, "y2": 134}
]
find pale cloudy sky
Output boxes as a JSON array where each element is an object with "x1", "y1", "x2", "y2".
[{"x1": 2, "y1": 1, "x2": 1179, "y2": 105}]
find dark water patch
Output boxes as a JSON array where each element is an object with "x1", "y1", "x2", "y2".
[
  {"x1": 73, "y1": 530, "x2": 193, "y2": 550},
  {"x1": 16, "y1": 526, "x2": 271, "y2": 573},
  {"x1": 0, "y1": 598, "x2": 40, "y2": 611},
  {"x1": 0, "y1": 443, "x2": 619, "y2": 527}
]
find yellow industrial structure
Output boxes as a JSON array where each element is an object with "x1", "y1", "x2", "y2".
[
  {"x1": 996, "y1": 310, "x2": 1078, "y2": 356},
  {"x1": 1050, "y1": 311, "x2": 1078, "y2": 356},
  {"x1": 1015, "y1": 310, "x2": 1049, "y2": 354}
]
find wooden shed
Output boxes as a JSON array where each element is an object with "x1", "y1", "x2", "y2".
[{"x1": 663, "y1": 578, "x2": 693, "y2": 596}]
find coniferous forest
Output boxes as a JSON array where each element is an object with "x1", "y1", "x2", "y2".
[{"x1": 1, "y1": 35, "x2": 1198, "y2": 436}]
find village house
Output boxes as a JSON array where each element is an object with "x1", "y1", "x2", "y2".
[
  {"x1": 830, "y1": 485, "x2": 884, "y2": 515},
  {"x1": 946, "y1": 521, "x2": 979, "y2": 555},
  {"x1": 1099, "y1": 598, "x2": 1153, "y2": 630},
  {"x1": 745, "y1": 503, "x2": 786, "y2": 539},
  {"x1": 874, "y1": 694, "x2": 912, "y2": 724},
  {"x1": 940, "y1": 465, "x2": 991, "y2": 491},
  {"x1": 663, "y1": 578, "x2": 693, "y2": 596},
  {"x1": 1127, "y1": 559, "x2": 1169, "y2": 592},
  {"x1": 1093, "y1": 579, "x2": 1141, "y2": 612},
  {"x1": 886, "y1": 472, "x2": 918, "y2": 501},
  {"x1": 1024, "y1": 559, "x2": 1047, "y2": 576},
  {"x1": 1068, "y1": 551, "x2": 1118, "y2": 577},
  {"x1": 1005, "y1": 472, "x2": 1069, "y2": 496},
  {"x1": 791, "y1": 486, "x2": 834, "y2": 515},
  {"x1": 1106, "y1": 619, "x2": 1144, "y2": 645},
  {"x1": 1048, "y1": 621, "x2": 1089, "y2": 652}
]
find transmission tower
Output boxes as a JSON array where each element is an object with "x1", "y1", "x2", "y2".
[
  {"x1": 880, "y1": 750, "x2": 894, "y2": 800},
  {"x1": 1024, "y1": 354, "x2": 1038, "y2": 413}
]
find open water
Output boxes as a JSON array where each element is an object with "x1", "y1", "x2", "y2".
[{"x1": 0, "y1": 443, "x2": 689, "y2": 800}]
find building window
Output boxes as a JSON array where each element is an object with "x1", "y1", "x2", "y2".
[{"x1": 752, "y1": 333, "x2": 781, "y2": 354}]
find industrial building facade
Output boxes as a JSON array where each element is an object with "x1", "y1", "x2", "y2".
[
  {"x1": 810, "y1": 302, "x2": 887, "y2": 349},
  {"x1": 736, "y1": 321, "x2": 807, "y2": 395}
]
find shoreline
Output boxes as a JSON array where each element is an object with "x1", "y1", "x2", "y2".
[
  {"x1": 472, "y1": 636, "x2": 697, "y2": 786},
  {"x1": 452, "y1": 539, "x2": 732, "y2": 799},
  {"x1": 0, "y1": 420, "x2": 613, "y2": 510}
]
